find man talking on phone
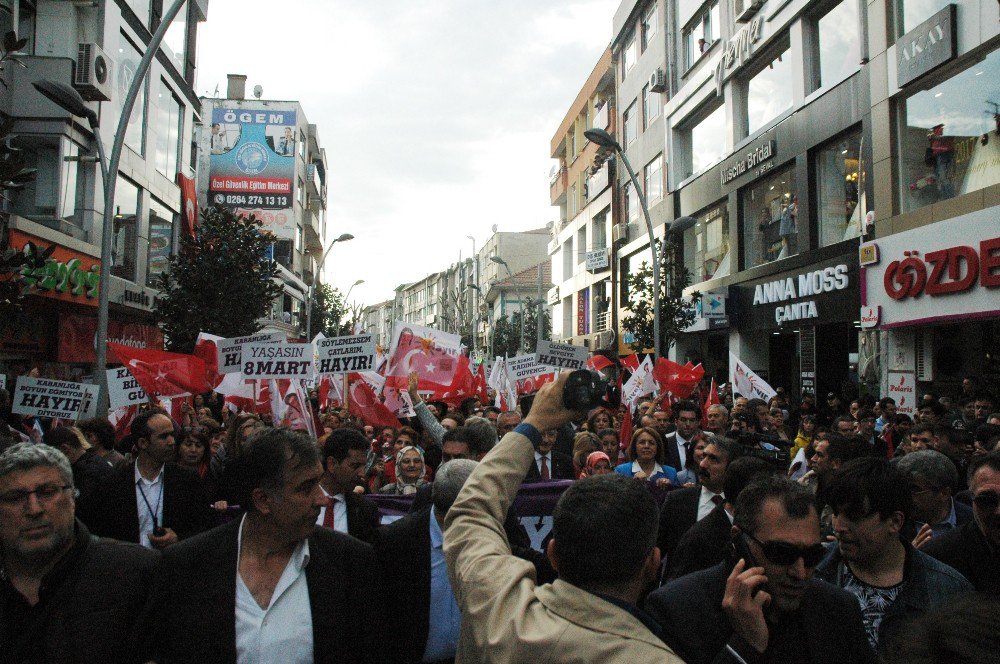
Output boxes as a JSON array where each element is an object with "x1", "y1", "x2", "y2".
[{"x1": 646, "y1": 475, "x2": 876, "y2": 664}]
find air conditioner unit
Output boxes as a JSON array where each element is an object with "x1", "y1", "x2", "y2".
[
  {"x1": 648, "y1": 68, "x2": 667, "y2": 93},
  {"x1": 733, "y1": 0, "x2": 766, "y2": 23},
  {"x1": 74, "y1": 42, "x2": 113, "y2": 102},
  {"x1": 611, "y1": 222, "x2": 629, "y2": 245}
]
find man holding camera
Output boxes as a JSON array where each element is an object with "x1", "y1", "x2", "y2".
[{"x1": 444, "y1": 373, "x2": 683, "y2": 662}]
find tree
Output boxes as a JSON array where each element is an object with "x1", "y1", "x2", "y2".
[
  {"x1": 520, "y1": 297, "x2": 551, "y2": 354},
  {"x1": 308, "y1": 283, "x2": 360, "y2": 339},
  {"x1": 154, "y1": 206, "x2": 283, "y2": 353},
  {"x1": 621, "y1": 238, "x2": 699, "y2": 355},
  {"x1": 490, "y1": 313, "x2": 519, "y2": 359},
  {"x1": 488, "y1": 297, "x2": 551, "y2": 358}
]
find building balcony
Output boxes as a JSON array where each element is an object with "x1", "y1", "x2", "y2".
[
  {"x1": 550, "y1": 166, "x2": 568, "y2": 205},
  {"x1": 594, "y1": 102, "x2": 610, "y2": 131},
  {"x1": 305, "y1": 163, "x2": 321, "y2": 197},
  {"x1": 594, "y1": 310, "x2": 610, "y2": 333}
]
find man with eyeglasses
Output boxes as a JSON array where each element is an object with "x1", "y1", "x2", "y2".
[
  {"x1": 0, "y1": 443, "x2": 157, "y2": 663},
  {"x1": 815, "y1": 457, "x2": 971, "y2": 656},
  {"x1": 896, "y1": 450, "x2": 973, "y2": 547},
  {"x1": 647, "y1": 475, "x2": 876, "y2": 664},
  {"x1": 923, "y1": 451, "x2": 1000, "y2": 593}
]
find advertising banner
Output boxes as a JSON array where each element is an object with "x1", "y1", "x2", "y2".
[
  {"x1": 241, "y1": 342, "x2": 314, "y2": 379},
  {"x1": 383, "y1": 322, "x2": 462, "y2": 390},
  {"x1": 106, "y1": 366, "x2": 148, "y2": 409},
  {"x1": 58, "y1": 313, "x2": 164, "y2": 364},
  {"x1": 887, "y1": 372, "x2": 917, "y2": 416},
  {"x1": 216, "y1": 332, "x2": 284, "y2": 374},
  {"x1": 208, "y1": 106, "x2": 297, "y2": 239},
  {"x1": 316, "y1": 334, "x2": 376, "y2": 374},
  {"x1": 12, "y1": 376, "x2": 100, "y2": 421},
  {"x1": 534, "y1": 341, "x2": 588, "y2": 371}
]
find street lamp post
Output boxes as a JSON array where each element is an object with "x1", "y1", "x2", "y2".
[
  {"x1": 585, "y1": 127, "x2": 662, "y2": 359},
  {"x1": 33, "y1": 0, "x2": 189, "y2": 413},
  {"x1": 305, "y1": 233, "x2": 354, "y2": 338},
  {"x1": 466, "y1": 235, "x2": 477, "y2": 358},
  {"x1": 490, "y1": 256, "x2": 523, "y2": 354}
]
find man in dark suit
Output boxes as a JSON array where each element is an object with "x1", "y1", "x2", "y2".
[
  {"x1": 647, "y1": 476, "x2": 876, "y2": 664},
  {"x1": 139, "y1": 427, "x2": 382, "y2": 663},
  {"x1": 83, "y1": 410, "x2": 212, "y2": 548},
  {"x1": 318, "y1": 427, "x2": 380, "y2": 543},
  {"x1": 896, "y1": 449, "x2": 974, "y2": 545},
  {"x1": 661, "y1": 400, "x2": 701, "y2": 473},
  {"x1": 669, "y1": 457, "x2": 775, "y2": 580},
  {"x1": 524, "y1": 428, "x2": 574, "y2": 480},
  {"x1": 375, "y1": 459, "x2": 479, "y2": 663},
  {"x1": 657, "y1": 437, "x2": 739, "y2": 569}
]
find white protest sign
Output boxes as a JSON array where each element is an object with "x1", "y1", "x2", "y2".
[
  {"x1": 505, "y1": 354, "x2": 551, "y2": 383},
  {"x1": 106, "y1": 367, "x2": 148, "y2": 409},
  {"x1": 534, "y1": 341, "x2": 588, "y2": 371},
  {"x1": 241, "y1": 342, "x2": 314, "y2": 379},
  {"x1": 216, "y1": 332, "x2": 284, "y2": 374},
  {"x1": 12, "y1": 376, "x2": 100, "y2": 421},
  {"x1": 622, "y1": 355, "x2": 655, "y2": 407},
  {"x1": 316, "y1": 334, "x2": 377, "y2": 374}
]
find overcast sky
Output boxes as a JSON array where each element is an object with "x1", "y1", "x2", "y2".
[{"x1": 196, "y1": 0, "x2": 617, "y2": 308}]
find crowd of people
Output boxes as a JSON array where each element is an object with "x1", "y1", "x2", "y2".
[{"x1": 0, "y1": 367, "x2": 998, "y2": 663}]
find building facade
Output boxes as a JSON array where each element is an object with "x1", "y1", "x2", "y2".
[
  {"x1": 197, "y1": 74, "x2": 328, "y2": 341},
  {"x1": 0, "y1": 0, "x2": 208, "y2": 380}
]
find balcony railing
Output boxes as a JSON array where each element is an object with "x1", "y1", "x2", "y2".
[{"x1": 594, "y1": 311, "x2": 610, "y2": 333}]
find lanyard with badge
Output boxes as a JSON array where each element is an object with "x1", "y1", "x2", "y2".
[{"x1": 137, "y1": 476, "x2": 166, "y2": 537}]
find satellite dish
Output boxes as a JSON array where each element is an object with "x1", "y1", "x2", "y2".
[{"x1": 253, "y1": 85, "x2": 263, "y2": 99}]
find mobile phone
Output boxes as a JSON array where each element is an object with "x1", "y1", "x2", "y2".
[{"x1": 729, "y1": 531, "x2": 758, "y2": 567}]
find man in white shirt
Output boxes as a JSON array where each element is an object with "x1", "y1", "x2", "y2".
[
  {"x1": 139, "y1": 427, "x2": 382, "y2": 664},
  {"x1": 663, "y1": 400, "x2": 702, "y2": 472}
]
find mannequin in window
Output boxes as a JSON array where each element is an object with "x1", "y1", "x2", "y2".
[
  {"x1": 779, "y1": 195, "x2": 798, "y2": 258},
  {"x1": 926, "y1": 124, "x2": 955, "y2": 200}
]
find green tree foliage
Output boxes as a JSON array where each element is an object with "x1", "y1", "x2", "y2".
[
  {"x1": 489, "y1": 297, "x2": 551, "y2": 358},
  {"x1": 621, "y1": 239, "x2": 698, "y2": 355},
  {"x1": 308, "y1": 283, "x2": 360, "y2": 339},
  {"x1": 521, "y1": 297, "x2": 551, "y2": 354},
  {"x1": 155, "y1": 206, "x2": 283, "y2": 352}
]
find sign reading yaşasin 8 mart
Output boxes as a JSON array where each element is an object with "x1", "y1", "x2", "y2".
[{"x1": 208, "y1": 106, "x2": 297, "y2": 239}]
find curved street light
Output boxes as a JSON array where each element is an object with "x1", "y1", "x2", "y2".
[
  {"x1": 585, "y1": 127, "x2": 662, "y2": 359},
  {"x1": 306, "y1": 233, "x2": 355, "y2": 338}
]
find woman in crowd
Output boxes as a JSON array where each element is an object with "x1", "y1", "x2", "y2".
[
  {"x1": 379, "y1": 446, "x2": 429, "y2": 495},
  {"x1": 579, "y1": 451, "x2": 614, "y2": 478},
  {"x1": 176, "y1": 427, "x2": 211, "y2": 480},
  {"x1": 615, "y1": 427, "x2": 676, "y2": 487},
  {"x1": 675, "y1": 433, "x2": 707, "y2": 486},
  {"x1": 769, "y1": 407, "x2": 791, "y2": 442},
  {"x1": 587, "y1": 408, "x2": 614, "y2": 436},
  {"x1": 198, "y1": 417, "x2": 225, "y2": 457},
  {"x1": 792, "y1": 414, "x2": 817, "y2": 456},
  {"x1": 597, "y1": 428, "x2": 622, "y2": 465},
  {"x1": 572, "y1": 431, "x2": 601, "y2": 476},
  {"x1": 209, "y1": 412, "x2": 264, "y2": 505}
]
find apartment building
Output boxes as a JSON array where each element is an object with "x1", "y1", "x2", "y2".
[
  {"x1": 196, "y1": 74, "x2": 328, "y2": 340},
  {"x1": 0, "y1": 0, "x2": 208, "y2": 379},
  {"x1": 548, "y1": 48, "x2": 618, "y2": 350}
]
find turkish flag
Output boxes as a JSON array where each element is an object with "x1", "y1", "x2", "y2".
[
  {"x1": 702, "y1": 377, "x2": 720, "y2": 429},
  {"x1": 109, "y1": 405, "x2": 138, "y2": 442},
  {"x1": 587, "y1": 355, "x2": 615, "y2": 372},
  {"x1": 348, "y1": 376, "x2": 400, "y2": 429},
  {"x1": 177, "y1": 172, "x2": 199, "y2": 237},
  {"x1": 474, "y1": 362, "x2": 489, "y2": 403},
  {"x1": 193, "y1": 332, "x2": 225, "y2": 389},
  {"x1": 429, "y1": 355, "x2": 474, "y2": 406},
  {"x1": 109, "y1": 342, "x2": 211, "y2": 398},
  {"x1": 620, "y1": 354, "x2": 640, "y2": 373},
  {"x1": 652, "y1": 358, "x2": 704, "y2": 401}
]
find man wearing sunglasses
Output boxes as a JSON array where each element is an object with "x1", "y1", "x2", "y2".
[
  {"x1": 0, "y1": 443, "x2": 158, "y2": 663},
  {"x1": 923, "y1": 451, "x2": 1000, "y2": 593},
  {"x1": 647, "y1": 475, "x2": 876, "y2": 664},
  {"x1": 815, "y1": 457, "x2": 971, "y2": 655}
]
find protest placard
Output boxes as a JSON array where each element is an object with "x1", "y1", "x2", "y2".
[
  {"x1": 241, "y1": 342, "x2": 314, "y2": 379},
  {"x1": 106, "y1": 367, "x2": 148, "y2": 409},
  {"x1": 216, "y1": 332, "x2": 283, "y2": 374},
  {"x1": 12, "y1": 376, "x2": 100, "y2": 421},
  {"x1": 316, "y1": 334, "x2": 376, "y2": 374},
  {"x1": 534, "y1": 340, "x2": 588, "y2": 371}
]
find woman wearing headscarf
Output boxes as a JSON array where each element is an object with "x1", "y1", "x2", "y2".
[
  {"x1": 578, "y1": 451, "x2": 614, "y2": 479},
  {"x1": 378, "y1": 446, "x2": 429, "y2": 495}
]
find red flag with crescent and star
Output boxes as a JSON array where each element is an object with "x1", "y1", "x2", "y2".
[{"x1": 108, "y1": 342, "x2": 211, "y2": 398}]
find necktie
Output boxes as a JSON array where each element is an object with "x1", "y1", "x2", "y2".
[
  {"x1": 711, "y1": 494, "x2": 724, "y2": 507},
  {"x1": 540, "y1": 456, "x2": 550, "y2": 480},
  {"x1": 322, "y1": 496, "x2": 337, "y2": 529}
]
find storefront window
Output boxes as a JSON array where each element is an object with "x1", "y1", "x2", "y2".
[
  {"x1": 112, "y1": 177, "x2": 140, "y2": 282},
  {"x1": 897, "y1": 50, "x2": 1000, "y2": 214},
  {"x1": 163, "y1": 4, "x2": 187, "y2": 74},
  {"x1": 741, "y1": 164, "x2": 798, "y2": 269},
  {"x1": 118, "y1": 32, "x2": 147, "y2": 156},
  {"x1": 815, "y1": 129, "x2": 862, "y2": 247},
  {"x1": 684, "y1": 202, "x2": 731, "y2": 283},
  {"x1": 147, "y1": 198, "x2": 175, "y2": 287},
  {"x1": 894, "y1": 0, "x2": 951, "y2": 37},
  {"x1": 154, "y1": 79, "x2": 183, "y2": 178},
  {"x1": 746, "y1": 49, "x2": 792, "y2": 136},
  {"x1": 812, "y1": 0, "x2": 861, "y2": 92},
  {"x1": 689, "y1": 105, "x2": 726, "y2": 177}
]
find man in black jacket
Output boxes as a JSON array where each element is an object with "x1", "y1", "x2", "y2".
[
  {"x1": 524, "y1": 428, "x2": 574, "y2": 480},
  {"x1": 0, "y1": 443, "x2": 158, "y2": 664},
  {"x1": 923, "y1": 451, "x2": 1000, "y2": 592},
  {"x1": 139, "y1": 427, "x2": 382, "y2": 664},
  {"x1": 83, "y1": 410, "x2": 213, "y2": 548},
  {"x1": 647, "y1": 476, "x2": 876, "y2": 664},
  {"x1": 374, "y1": 459, "x2": 478, "y2": 663},
  {"x1": 319, "y1": 427, "x2": 380, "y2": 543}
]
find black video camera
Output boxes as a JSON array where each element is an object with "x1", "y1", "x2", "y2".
[
  {"x1": 562, "y1": 369, "x2": 610, "y2": 412},
  {"x1": 734, "y1": 432, "x2": 791, "y2": 467}
]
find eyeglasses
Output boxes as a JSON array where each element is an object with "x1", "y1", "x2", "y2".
[
  {"x1": 973, "y1": 490, "x2": 1000, "y2": 513},
  {"x1": 743, "y1": 531, "x2": 826, "y2": 567},
  {"x1": 0, "y1": 483, "x2": 72, "y2": 509}
]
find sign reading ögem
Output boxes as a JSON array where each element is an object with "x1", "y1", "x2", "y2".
[
  {"x1": 242, "y1": 342, "x2": 314, "y2": 379},
  {"x1": 316, "y1": 334, "x2": 376, "y2": 374},
  {"x1": 534, "y1": 341, "x2": 588, "y2": 371}
]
